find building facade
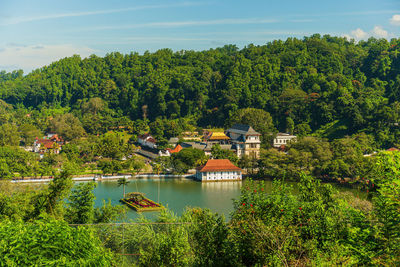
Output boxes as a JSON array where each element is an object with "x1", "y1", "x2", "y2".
[
  {"x1": 225, "y1": 124, "x2": 261, "y2": 158},
  {"x1": 138, "y1": 134, "x2": 157, "y2": 149},
  {"x1": 33, "y1": 134, "x2": 64, "y2": 158},
  {"x1": 273, "y1": 133, "x2": 297, "y2": 148},
  {"x1": 195, "y1": 159, "x2": 242, "y2": 182}
]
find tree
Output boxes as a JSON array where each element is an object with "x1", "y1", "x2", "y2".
[
  {"x1": 171, "y1": 148, "x2": 207, "y2": 173},
  {"x1": 211, "y1": 144, "x2": 238, "y2": 163},
  {"x1": 0, "y1": 123, "x2": 20, "y2": 146},
  {"x1": 81, "y1": 97, "x2": 105, "y2": 115},
  {"x1": 96, "y1": 132, "x2": 128, "y2": 159},
  {"x1": 49, "y1": 113, "x2": 86, "y2": 141},
  {"x1": 227, "y1": 108, "x2": 276, "y2": 148},
  {"x1": 286, "y1": 117, "x2": 295, "y2": 134},
  {"x1": 65, "y1": 182, "x2": 97, "y2": 224},
  {"x1": 117, "y1": 177, "x2": 130, "y2": 198},
  {"x1": 19, "y1": 123, "x2": 41, "y2": 146},
  {"x1": 98, "y1": 160, "x2": 122, "y2": 175}
]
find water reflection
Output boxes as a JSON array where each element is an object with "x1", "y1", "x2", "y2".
[{"x1": 90, "y1": 178, "x2": 365, "y2": 221}]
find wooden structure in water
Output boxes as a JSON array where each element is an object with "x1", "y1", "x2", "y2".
[{"x1": 120, "y1": 192, "x2": 164, "y2": 212}]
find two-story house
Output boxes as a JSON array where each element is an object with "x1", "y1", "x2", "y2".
[
  {"x1": 225, "y1": 124, "x2": 261, "y2": 158},
  {"x1": 138, "y1": 134, "x2": 157, "y2": 149}
]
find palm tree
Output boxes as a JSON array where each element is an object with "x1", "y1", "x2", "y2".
[
  {"x1": 117, "y1": 177, "x2": 130, "y2": 198},
  {"x1": 152, "y1": 163, "x2": 162, "y2": 203}
]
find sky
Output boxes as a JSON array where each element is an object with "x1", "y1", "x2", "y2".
[{"x1": 0, "y1": 0, "x2": 399, "y2": 73}]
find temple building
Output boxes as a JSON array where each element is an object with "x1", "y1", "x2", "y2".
[{"x1": 195, "y1": 159, "x2": 242, "y2": 182}]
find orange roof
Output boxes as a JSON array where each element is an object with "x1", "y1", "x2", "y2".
[
  {"x1": 167, "y1": 144, "x2": 183, "y2": 154},
  {"x1": 44, "y1": 142, "x2": 55, "y2": 149},
  {"x1": 197, "y1": 159, "x2": 242, "y2": 172},
  {"x1": 387, "y1": 147, "x2": 400, "y2": 151}
]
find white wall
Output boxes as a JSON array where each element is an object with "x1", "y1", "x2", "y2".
[{"x1": 196, "y1": 171, "x2": 242, "y2": 181}]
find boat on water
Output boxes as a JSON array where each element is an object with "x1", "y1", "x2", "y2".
[{"x1": 120, "y1": 192, "x2": 164, "y2": 212}]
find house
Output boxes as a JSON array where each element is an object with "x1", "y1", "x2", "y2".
[
  {"x1": 273, "y1": 133, "x2": 297, "y2": 148},
  {"x1": 159, "y1": 144, "x2": 184, "y2": 157},
  {"x1": 225, "y1": 124, "x2": 261, "y2": 158},
  {"x1": 167, "y1": 144, "x2": 183, "y2": 154},
  {"x1": 204, "y1": 131, "x2": 230, "y2": 144},
  {"x1": 138, "y1": 134, "x2": 157, "y2": 149},
  {"x1": 33, "y1": 134, "x2": 64, "y2": 158},
  {"x1": 195, "y1": 159, "x2": 242, "y2": 182}
]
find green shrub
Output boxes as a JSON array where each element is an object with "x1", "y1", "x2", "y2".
[{"x1": 0, "y1": 219, "x2": 114, "y2": 266}]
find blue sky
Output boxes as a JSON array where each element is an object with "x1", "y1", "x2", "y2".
[{"x1": 0, "y1": 0, "x2": 399, "y2": 73}]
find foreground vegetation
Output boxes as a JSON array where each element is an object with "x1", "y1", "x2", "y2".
[{"x1": 1, "y1": 152, "x2": 399, "y2": 266}]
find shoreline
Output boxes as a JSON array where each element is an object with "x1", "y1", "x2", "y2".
[{"x1": 10, "y1": 173, "x2": 194, "y2": 183}]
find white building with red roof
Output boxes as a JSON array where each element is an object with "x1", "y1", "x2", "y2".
[
  {"x1": 138, "y1": 133, "x2": 157, "y2": 149},
  {"x1": 33, "y1": 133, "x2": 64, "y2": 158},
  {"x1": 195, "y1": 159, "x2": 242, "y2": 182}
]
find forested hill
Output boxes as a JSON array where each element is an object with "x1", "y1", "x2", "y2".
[{"x1": 1, "y1": 35, "x2": 400, "y2": 147}]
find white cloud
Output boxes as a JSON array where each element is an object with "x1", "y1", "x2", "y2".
[
  {"x1": 77, "y1": 18, "x2": 278, "y2": 32},
  {"x1": 0, "y1": 2, "x2": 201, "y2": 26},
  {"x1": 390, "y1": 14, "x2": 400, "y2": 26},
  {"x1": 351, "y1": 28, "x2": 368, "y2": 39},
  {"x1": 0, "y1": 44, "x2": 96, "y2": 73},
  {"x1": 345, "y1": 26, "x2": 391, "y2": 41},
  {"x1": 371, "y1": 26, "x2": 388, "y2": 38}
]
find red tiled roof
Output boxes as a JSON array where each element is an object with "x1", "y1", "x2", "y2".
[
  {"x1": 147, "y1": 137, "x2": 157, "y2": 144},
  {"x1": 167, "y1": 144, "x2": 183, "y2": 154},
  {"x1": 198, "y1": 159, "x2": 242, "y2": 172},
  {"x1": 36, "y1": 139, "x2": 53, "y2": 145},
  {"x1": 44, "y1": 142, "x2": 55, "y2": 149},
  {"x1": 387, "y1": 147, "x2": 400, "y2": 151},
  {"x1": 138, "y1": 133, "x2": 151, "y2": 139},
  {"x1": 138, "y1": 133, "x2": 156, "y2": 143}
]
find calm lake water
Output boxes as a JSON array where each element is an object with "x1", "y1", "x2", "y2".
[{"x1": 88, "y1": 177, "x2": 366, "y2": 221}]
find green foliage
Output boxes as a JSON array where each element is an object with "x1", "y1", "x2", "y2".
[
  {"x1": 171, "y1": 148, "x2": 207, "y2": 173},
  {"x1": 117, "y1": 177, "x2": 130, "y2": 198},
  {"x1": 18, "y1": 123, "x2": 41, "y2": 146},
  {"x1": 94, "y1": 199, "x2": 126, "y2": 223},
  {"x1": 96, "y1": 131, "x2": 132, "y2": 159},
  {"x1": 1, "y1": 36, "x2": 400, "y2": 147},
  {"x1": 42, "y1": 170, "x2": 74, "y2": 219},
  {"x1": 49, "y1": 113, "x2": 86, "y2": 141},
  {"x1": 0, "y1": 219, "x2": 114, "y2": 266},
  {"x1": 98, "y1": 159, "x2": 123, "y2": 175},
  {"x1": 0, "y1": 123, "x2": 20, "y2": 146},
  {"x1": 227, "y1": 108, "x2": 276, "y2": 148},
  {"x1": 184, "y1": 208, "x2": 235, "y2": 267},
  {"x1": 65, "y1": 182, "x2": 97, "y2": 224},
  {"x1": 211, "y1": 143, "x2": 238, "y2": 163},
  {"x1": 0, "y1": 146, "x2": 37, "y2": 179}
]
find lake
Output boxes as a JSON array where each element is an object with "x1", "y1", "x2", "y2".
[{"x1": 89, "y1": 177, "x2": 366, "y2": 221}]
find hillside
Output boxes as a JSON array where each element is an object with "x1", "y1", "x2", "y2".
[{"x1": 1, "y1": 35, "x2": 400, "y2": 147}]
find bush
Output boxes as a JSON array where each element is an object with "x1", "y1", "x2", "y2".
[{"x1": 0, "y1": 219, "x2": 114, "y2": 266}]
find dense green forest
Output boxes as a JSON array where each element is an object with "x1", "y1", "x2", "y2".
[{"x1": 1, "y1": 35, "x2": 400, "y2": 148}]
